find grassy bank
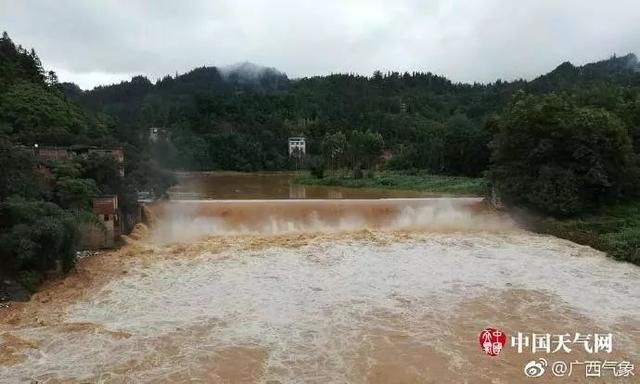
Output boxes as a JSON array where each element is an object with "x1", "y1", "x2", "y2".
[
  {"x1": 295, "y1": 171, "x2": 487, "y2": 196},
  {"x1": 297, "y1": 171, "x2": 638, "y2": 265},
  {"x1": 520, "y1": 201, "x2": 640, "y2": 265}
]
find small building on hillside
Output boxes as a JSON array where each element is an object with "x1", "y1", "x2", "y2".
[
  {"x1": 35, "y1": 146, "x2": 72, "y2": 160},
  {"x1": 87, "y1": 147, "x2": 124, "y2": 163},
  {"x1": 30, "y1": 145, "x2": 125, "y2": 176},
  {"x1": 288, "y1": 137, "x2": 306, "y2": 157},
  {"x1": 24, "y1": 144, "x2": 130, "y2": 249},
  {"x1": 93, "y1": 195, "x2": 121, "y2": 233},
  {"x1": 80, "y1": 195, "x2": 122, "y2": 249},
  {"x1": 149, "y1": 127, "x2": 160, "y2": 142},
  {"x1": 149, "y1": 127, "x2": 168, "y2": 143}
]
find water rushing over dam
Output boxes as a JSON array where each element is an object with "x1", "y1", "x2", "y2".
[
  {"x1": 1, "y1": 174, "x2": 639, "y2": 383},
  {"x1": 146, "y1": 198, "x2": 500, "y2": 242}
]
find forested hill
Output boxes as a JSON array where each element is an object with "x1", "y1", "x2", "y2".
[
  {"x1": 62, "y1": 53, "x2": 640, "y2": 174},
  {"x1": 66, "y1": 63, "x2": 288, "y2": 107},
  {"x1": 0, "y1": 32, "x2": 111, "y2": 146},
  {"x1": 1, "y1": 31, "x2": 640, "y2": 267},
  {"x1": 0, "y1": 31, "x2": 176, "y2": 285}
]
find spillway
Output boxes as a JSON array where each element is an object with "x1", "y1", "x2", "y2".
[
  {"x1": 144, "y1": 198, "x2": 501, "y2": 242},
  {"x1": 1, "y1": 196, "x2": 639, "y2": 383}
]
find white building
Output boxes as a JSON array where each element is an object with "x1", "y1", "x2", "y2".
[
  {"x1": 288, "y1": 137, "x2": 306, "y2": 156},
  {"x1": 149, "y1": 127, "x2": 166, "y2": 142},
  {"x1": 149, "y1": 127, "x2": 159, "y2": 142}
]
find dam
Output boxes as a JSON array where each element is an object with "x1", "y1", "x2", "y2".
[{"x1": 1, "y1": 173, "x2": 638, "y2": 383}]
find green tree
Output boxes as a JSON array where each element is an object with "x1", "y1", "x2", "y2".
[
  {"x1": 0, "y1": 198, "x2": 79, "y2": 274},
  {"x1": 0, "y1": 137, "x2": 41, "y2": 200},
  {"x1": 127, "y1": 159, "x2": 176, "y2": 199},
  {"x1": 443, "y1": 114, "x2": 491, "y2": 177},
  {"x1": 0, "y1": 81, "x2": 96, "y2": 144},
  {"x1": 48, "y1": 158, "x2": 81, "y2": 179},
  {"x1": 80, "y1": 152, "x2": 122, "y2": 194},
  {"x1": 489, "y1": 92, "x2": 639, "y2": 216},
  {"x1": 54, "y1": 177, "x2": 97, "y2": 210},
  {"x1": 321, "y1": 131, "x2": 347, "y2": 174},
  {"x1": 349, "y1": 130, "x2": 384, "y2": 171},
  {"x1": 414, "y1": 118, "x2": 446, "y2": 172}
]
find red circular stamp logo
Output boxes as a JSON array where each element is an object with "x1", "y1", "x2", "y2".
[{"x1": 479, "y1": 327, "x2": 507, "y2": 357}]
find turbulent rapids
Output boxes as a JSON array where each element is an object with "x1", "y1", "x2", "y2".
[{"x1": 1, "y1": 193, "x2": 639, "y2": 383}]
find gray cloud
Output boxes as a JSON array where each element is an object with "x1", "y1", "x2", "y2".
[{"x1": 1, "y1": 0, "x2": 639, "y2": 89}]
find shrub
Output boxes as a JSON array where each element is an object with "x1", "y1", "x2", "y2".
[
  {"x1": 310, "y1": 166, "x2": 324, "y2": 179},
  {"x1": 603, "y1": 227, "x2": 640, "y2": 264},
  {"x1": 0, "y1": 198, "x2": 80, "y2": 274},
  {"x1": 306, "y1": 155, "x2": 325, "y2": 179}
]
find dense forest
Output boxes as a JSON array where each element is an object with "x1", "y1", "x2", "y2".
[
  {"x1": 65, "y1": 49, "x2": 640, "y2": 218},
  {"x1": 0, "y1": 32, "x2": 175, "y2": 291},
  {"x1": 65, "y1": 51, "x2": 640, "y2": 178},
  {"x1": 2, "y1": 28, "x2": 640, "y2": 288}
]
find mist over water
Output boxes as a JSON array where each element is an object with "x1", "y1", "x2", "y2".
[{"x1": 147, "y1": 198, "x2": 510, "y2": 243}]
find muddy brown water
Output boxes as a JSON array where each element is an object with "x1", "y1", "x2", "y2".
[
  {"x1": 1, "y1": 173, "x2": 639, "y2": 383},
  {"x1": 168, "y1": 172, "x2": 453, "y2": 200}
]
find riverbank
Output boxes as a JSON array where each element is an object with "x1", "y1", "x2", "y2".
[
  {"x1": 520, "y1": 201, "x2": 640, "y2": 266},
  {"x1": 295, "y1": 171, "x2": 487, "y2": 196},
  {"x1": 296, "y1": 172, "x2": 639, "y2": 266}
]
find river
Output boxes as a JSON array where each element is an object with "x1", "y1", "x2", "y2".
[
  {"x1": 1, "y1": 173, "x2": 638, "y2": 383},
  {"x1": 167, "y1": 172, "x2": 441, "y2": 199}
]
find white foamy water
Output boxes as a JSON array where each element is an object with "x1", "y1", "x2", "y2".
[
  {"x1": 148, "y1": 198, "x2": 508, "y2": 243},
  {"x1": 3, "y1": 231, "x2": 639, "y2": 383}
]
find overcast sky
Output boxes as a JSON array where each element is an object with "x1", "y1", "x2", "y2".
[{"x1": 1, "y1": 0, "x2": 639, "y2": 90}]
